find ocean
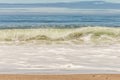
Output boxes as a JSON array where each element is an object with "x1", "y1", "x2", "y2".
[
  {"x1": 0, "y1": 14, "x2": 120, "y2": 74},
  {"x1": 0, "y1": 14, "x2": 120, "y2": 29}
]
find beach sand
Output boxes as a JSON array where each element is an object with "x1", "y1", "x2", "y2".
[{"x1": 0, "y1": 74, "x2": 120, "y2": 80}]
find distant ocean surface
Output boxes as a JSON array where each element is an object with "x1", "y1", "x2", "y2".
[{"x1": 0, "y1": 14, "x2": 120, "y2": 29}]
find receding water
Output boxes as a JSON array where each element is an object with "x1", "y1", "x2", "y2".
[{"x1": 0, "y1": 44, "x2": 120, "y2": 74}]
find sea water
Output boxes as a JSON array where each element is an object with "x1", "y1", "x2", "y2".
[
  {"x1": 0, "y1": 44, "x2": 120, "y2": 74},
  {"x1": 0, "y1": 14, "x2": 120, "y2": 74},
  {"x1": 0, "y1": 14, "x2": 120, "y2": 28}
]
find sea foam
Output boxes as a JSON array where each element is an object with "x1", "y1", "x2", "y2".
[{"x1": 0, "y1": 27, "x2": 120, "y2": 44}]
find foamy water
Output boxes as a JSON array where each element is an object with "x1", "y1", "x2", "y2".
[
  {"x1": 0, "y1": 44, "x2": 120, "y2": 74},
  {"x1": 0, "y1": 27, "x2": 120, "y2": 44}
]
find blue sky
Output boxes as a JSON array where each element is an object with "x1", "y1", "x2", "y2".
[{"x1": 0, "y1": 0, "x2": 120, "y2": 3}]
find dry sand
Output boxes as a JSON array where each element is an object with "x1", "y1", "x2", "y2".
[{"x1": 0, "y1": 74, "x2": 120, "y2": 80}]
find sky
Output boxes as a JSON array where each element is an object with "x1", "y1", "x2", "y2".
[
  {"x1": 0, "y1": 0, "x2": 120, "y2": 3},
  {"x1": 0, "y1": 0, "x2": 120, "y2": 15}
]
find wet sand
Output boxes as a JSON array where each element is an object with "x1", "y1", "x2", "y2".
[{"x1": 0, "y1": 74, "x2": 120, "y2": 80}]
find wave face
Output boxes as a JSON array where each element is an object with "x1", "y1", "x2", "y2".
[{"x1": 0, "y1": 27, "x2": 120, "y2": 44}]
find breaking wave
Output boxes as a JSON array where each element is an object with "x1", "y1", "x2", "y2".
[{"x1": 0, "y1": 27, "x2": 120, "y2": 44}]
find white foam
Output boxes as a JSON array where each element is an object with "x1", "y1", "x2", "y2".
[{"x1": 0, "y1": 44, "x2": 120, "y2": 73}]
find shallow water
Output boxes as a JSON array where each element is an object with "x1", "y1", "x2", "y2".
[{"x1": 0, "y1": 44, "x2": 120, "y2": 74}]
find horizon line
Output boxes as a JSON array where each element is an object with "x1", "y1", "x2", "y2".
[{"x1": 0, "y1": 1, "x2": 118, "y2": 4}]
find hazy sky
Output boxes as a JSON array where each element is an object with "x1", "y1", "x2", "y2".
[{"x1": 0, "y1": 0, "x2": 120, "y2": 3}]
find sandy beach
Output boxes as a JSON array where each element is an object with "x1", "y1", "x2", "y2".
[{"x1": 0, "y1": 74, "x2": 119, "y2": 80}]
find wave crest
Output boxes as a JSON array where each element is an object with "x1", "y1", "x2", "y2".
[{"x1": 0, "y1": 27, "x2": 120, "y2": 44}]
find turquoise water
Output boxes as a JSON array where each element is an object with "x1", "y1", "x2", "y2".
[{"x1": 0, "y1": 14, "x2": 120, "y2": 29}]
